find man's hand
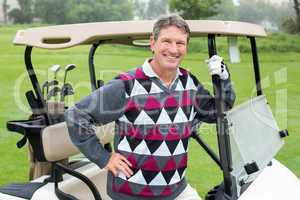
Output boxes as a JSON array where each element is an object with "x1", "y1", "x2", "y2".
[
  {"x1": 206, "y1": 55, "x2": 229, "y2": 80},
  {"x1": 105, "y1": 152, "x2": 133, "y2": 178}
]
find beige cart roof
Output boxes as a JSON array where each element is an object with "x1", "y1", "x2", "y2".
[{"x1": 13, "y1": 20, "x2": 267, "y2": 49}]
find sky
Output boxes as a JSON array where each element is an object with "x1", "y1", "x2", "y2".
[{"x1": 233, "y1": 0, "x2": 290, "y2": 5}]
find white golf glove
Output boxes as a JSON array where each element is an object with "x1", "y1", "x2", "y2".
[{"x1": 206, "y1": 55, "x2": 229, "y2": 80}]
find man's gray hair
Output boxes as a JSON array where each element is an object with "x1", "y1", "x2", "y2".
[{"x1": 152, "y1": 15, "x2": 190, "y2": 42}]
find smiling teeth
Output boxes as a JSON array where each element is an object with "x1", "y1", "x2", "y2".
[{"x1": 167, "y1": 56, "x2": 178, "y2": 59}]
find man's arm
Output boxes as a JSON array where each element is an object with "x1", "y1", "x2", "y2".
[
  {"x1": 194, "y1": 77, "x2": 235, "y2": 123},
  {"x1": 64, "y1": 78, "x2": 127, "y2": 168}
]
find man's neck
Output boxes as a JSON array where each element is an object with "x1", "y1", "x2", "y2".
[{"x1": 150, "y1": 59, "x2": 178, "y2": 87}]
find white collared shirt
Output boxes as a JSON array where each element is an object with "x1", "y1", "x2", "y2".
[{"x1": 142, "y1": 58, "x2": 182, "y2": 88}]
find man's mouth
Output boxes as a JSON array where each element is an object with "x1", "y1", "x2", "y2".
[{"x1": 163, "y1": 54, "x2": 180, "y2": 61}]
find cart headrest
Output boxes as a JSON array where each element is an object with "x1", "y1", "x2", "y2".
[{"x1": 42, "y1": 122, "x2": 114, "y2": 162}]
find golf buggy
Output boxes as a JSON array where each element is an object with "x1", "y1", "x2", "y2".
[{"x1": 0, "y1": 20, "x2": 299, "y2": 200}]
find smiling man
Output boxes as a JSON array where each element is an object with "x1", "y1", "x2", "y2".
[{"x1": 65, "y1": 15, "x2": 235, "y2": 200}]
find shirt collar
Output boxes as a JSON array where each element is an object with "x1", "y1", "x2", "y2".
[{"x1": 142, "y1": 58, "x2": 183, "y2": 78}]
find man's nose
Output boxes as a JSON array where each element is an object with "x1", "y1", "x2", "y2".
[{"x1": 168, "y1": 42, "x2": 178, "y2": 54}]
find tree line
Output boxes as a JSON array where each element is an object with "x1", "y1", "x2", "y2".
[{"x1": 2, "y1": 0, "x2": 300, "y2": 34}]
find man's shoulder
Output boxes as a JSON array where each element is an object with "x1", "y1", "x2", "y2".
[
  {"x1": 179, "y1": 67, "x2": 199, "y2": 82},
  {"x1": 116, "y1": 67, "x2": 149, "y2": 81}
]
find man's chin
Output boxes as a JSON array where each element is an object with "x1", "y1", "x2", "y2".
[
  {"x1": 163, "y1": 64, "x2": 178, "y2": 70},
  {"x1": 162, "y1": 61, "x2": 180, "y2": 69}
]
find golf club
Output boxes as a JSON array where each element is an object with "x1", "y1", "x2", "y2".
[
  {"x1": 60, "y1": 64, "x2": 76, "y2": 103},
  {"x1": 48, "y1": 65, "x2": 61, "y2": 101},
  {"x1": 42, "y1": 81, "x2": 48, "y2": 99},
  {"x1": 63, "y1": 64, "x2": 76, "y2": 85},
  {"x1": 60, "y1": 83, "x2": 74, "y2": 102},
  {"x1": 47, "y1": 86, "x2": 61, "y2": 101},
  {"x1": 42, "y1": 80, "x2": 59, "y2": 100},
  {"x1": 50, "y1": 64, "x2": 61, "y2": 80}
]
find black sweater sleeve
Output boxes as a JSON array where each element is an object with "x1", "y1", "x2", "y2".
[
  {"x1": 194, "y1": 76, "x2": 236, "y2": 123},
  {"x1": 64, "y1": 78, "x2": 127, "y2": 168}
]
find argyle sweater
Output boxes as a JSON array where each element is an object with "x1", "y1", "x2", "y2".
[{"x1": 65, "y1": 63, "x2": 235, "y2": 200}]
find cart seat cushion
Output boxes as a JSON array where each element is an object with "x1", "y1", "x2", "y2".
[
  {"x1": 42, "y1": 122, "x2": 114, "y2": 162},
  {"x1": 0, "y1": 182, "x2": 46, "y2": 199}
]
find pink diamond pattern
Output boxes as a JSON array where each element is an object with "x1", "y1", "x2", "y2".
[
  {"x1": 183, "y1": 124, "x2": 191, "y2": 138},
  {"x1": 145, "y1": 126, "x2": 164, "y2": 140},
  {"x1": 135, "y1": 68, "x2": 148, "y2": 79},
  {"x1": 119, "y1": 182, "x2": 133, "y2": 195},
  {"x1": 128, "y1": 126, "x2": 144, "y2": 139},
  {"x1": 161, "y1": 186, "x2": 172, "y2": 196},
  {"x1": 182, "y1": 91, "x2": 193, "y2": 106},
  {"x1": 142, "y1": 156, "x2": 160, "y2": 171},
  {"x1": 165, "y1": 125, "x2": 181, "y2": 140},
  {"x1": 163, "y1": 158, "x2": 177, "y2": 171},
  {"x1": 164, "y1": 95, "x2": 178, "y2": 108},
  {"x1": 127, "y1": 153, "x2": 138, "y2": 168},
  {"x1": 125, "y1": 99, "x2": 140, "y2": 112},
  {"x1": 178, "y1": 154, "x2": 188, "y2": 168},
  {"x1": 140, "y1": 186, "x2": 154, "y2": 196},
  {"x1": 119, "y1": 73, "x2": 134, "y2": 81},
  {"x1": 144, "y1": 96, "x2": 161, "y2": 110}
]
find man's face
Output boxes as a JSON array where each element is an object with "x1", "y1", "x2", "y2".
[{"x1": 150, "y1": 26, "x2": 188, "y2": 71}]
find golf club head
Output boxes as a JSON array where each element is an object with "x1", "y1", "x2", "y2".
[
  {"x1": 47, "y1": 86, "x2": 61, "y2": 100},
  {"x1": 63, "y1": 64, "x2": 76, "y2": 85},
  {"x1": 65, "y1": 64, "x2": 76, "y2": 71},
  {"x1": 61, "y1": 83, "x2": 73, "y2": 92},
  {"x1": 42, "y1": 81, "x2": 49, "y2": 88},
  {"x1": 61, "y1": 83, "x2": 74, "y2": 102},
  {"x1": 47, "y1": 80, "x2": 59, "y2": 87},
  {"x1": 50, "y1": 64, "x2": 61, "y2": 73}
]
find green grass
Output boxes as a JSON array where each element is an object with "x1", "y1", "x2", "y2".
[{"x1": 0, "y1": 25, "x2": 299, "y2": 197}]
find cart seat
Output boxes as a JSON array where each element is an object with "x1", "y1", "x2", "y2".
[
  {"x1": 0, "y1": 161, "x2": 111, "y2": 200},
  {"x1": 6, "y1": 119, "x2": 115, "y2": 162},
  {"x1": 42, "y1": 122, "x2": 115, "y2": 162}
]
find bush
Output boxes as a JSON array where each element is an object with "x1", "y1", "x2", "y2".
[{"x1": 281, "y1": 17, "x2": 299, "y2": 34}]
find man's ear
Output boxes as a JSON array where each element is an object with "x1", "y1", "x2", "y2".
[{"x1": 150, "y1": 34, "x2": 155, "y2": 53}]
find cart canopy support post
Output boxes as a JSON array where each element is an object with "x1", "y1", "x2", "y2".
[
  {"x1": 208, "y1": 34, "x2": 234, "y2": 199},
  {"x1": 89, "y1": 42, "x2": 102, "y2": 91},
  {"x1": 249, "y1": 37, "x2": 263, "y2": 96},
  {"x1": 25, "y1": 46, "x2": 51, "y2": 124}
]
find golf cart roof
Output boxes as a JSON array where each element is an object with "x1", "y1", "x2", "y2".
[{"x1": 13, "y1": 20, "x2": 267, "y2": 49}]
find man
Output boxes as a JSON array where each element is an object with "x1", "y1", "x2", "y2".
[{"x1": 65, "y1": 15, "x2": 235, "y2": 200}]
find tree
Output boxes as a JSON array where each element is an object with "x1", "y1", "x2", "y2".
[
  {"x1": 33, "y1": 0, "x2": 133, "y2": 24},
  {"x1": 134, "y1": 0, "x2": 168, "y2": 20},
  {"x1": 133, "y1": 0, "x2": 148, "y2": 19},
  {"x1": 34, "y1": 0, "x2": 67, "y2": 24},
  {"x1": 2, "y1": 0, "x2": 9, "y2": 24},
  {"x1": 65, "y1": 0, "x2": 133, "y2": 23},
  {"x1": 8, "y1": 0, "x2": 33, "y2": 24},
  {"x1": 237, "y1": 0, "x2": 293, "y2": 31},
  {"x1": 146, "y1": 0, "x2": 168, "y2": 19},
  {"x1": 213, "y1": 0, "x2": 238, "y2": 21},
  {"x1": 237, "y1": 0, "x2": 265, "y2": 23},
  {"x1": 294, "y1": 0, "x2": 300, "y2": 32},
  {"x1": 169, "y1": 0, "x2": 221, "y2": 19}
]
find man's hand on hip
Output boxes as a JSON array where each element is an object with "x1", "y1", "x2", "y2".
[{"x1": 105, "y1": 152, "x2": 133, "y2": 178}]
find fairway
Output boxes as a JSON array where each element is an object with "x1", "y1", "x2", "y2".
[{"x1": 0, "y1": 25, "x2": 299, "y2": 197}]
